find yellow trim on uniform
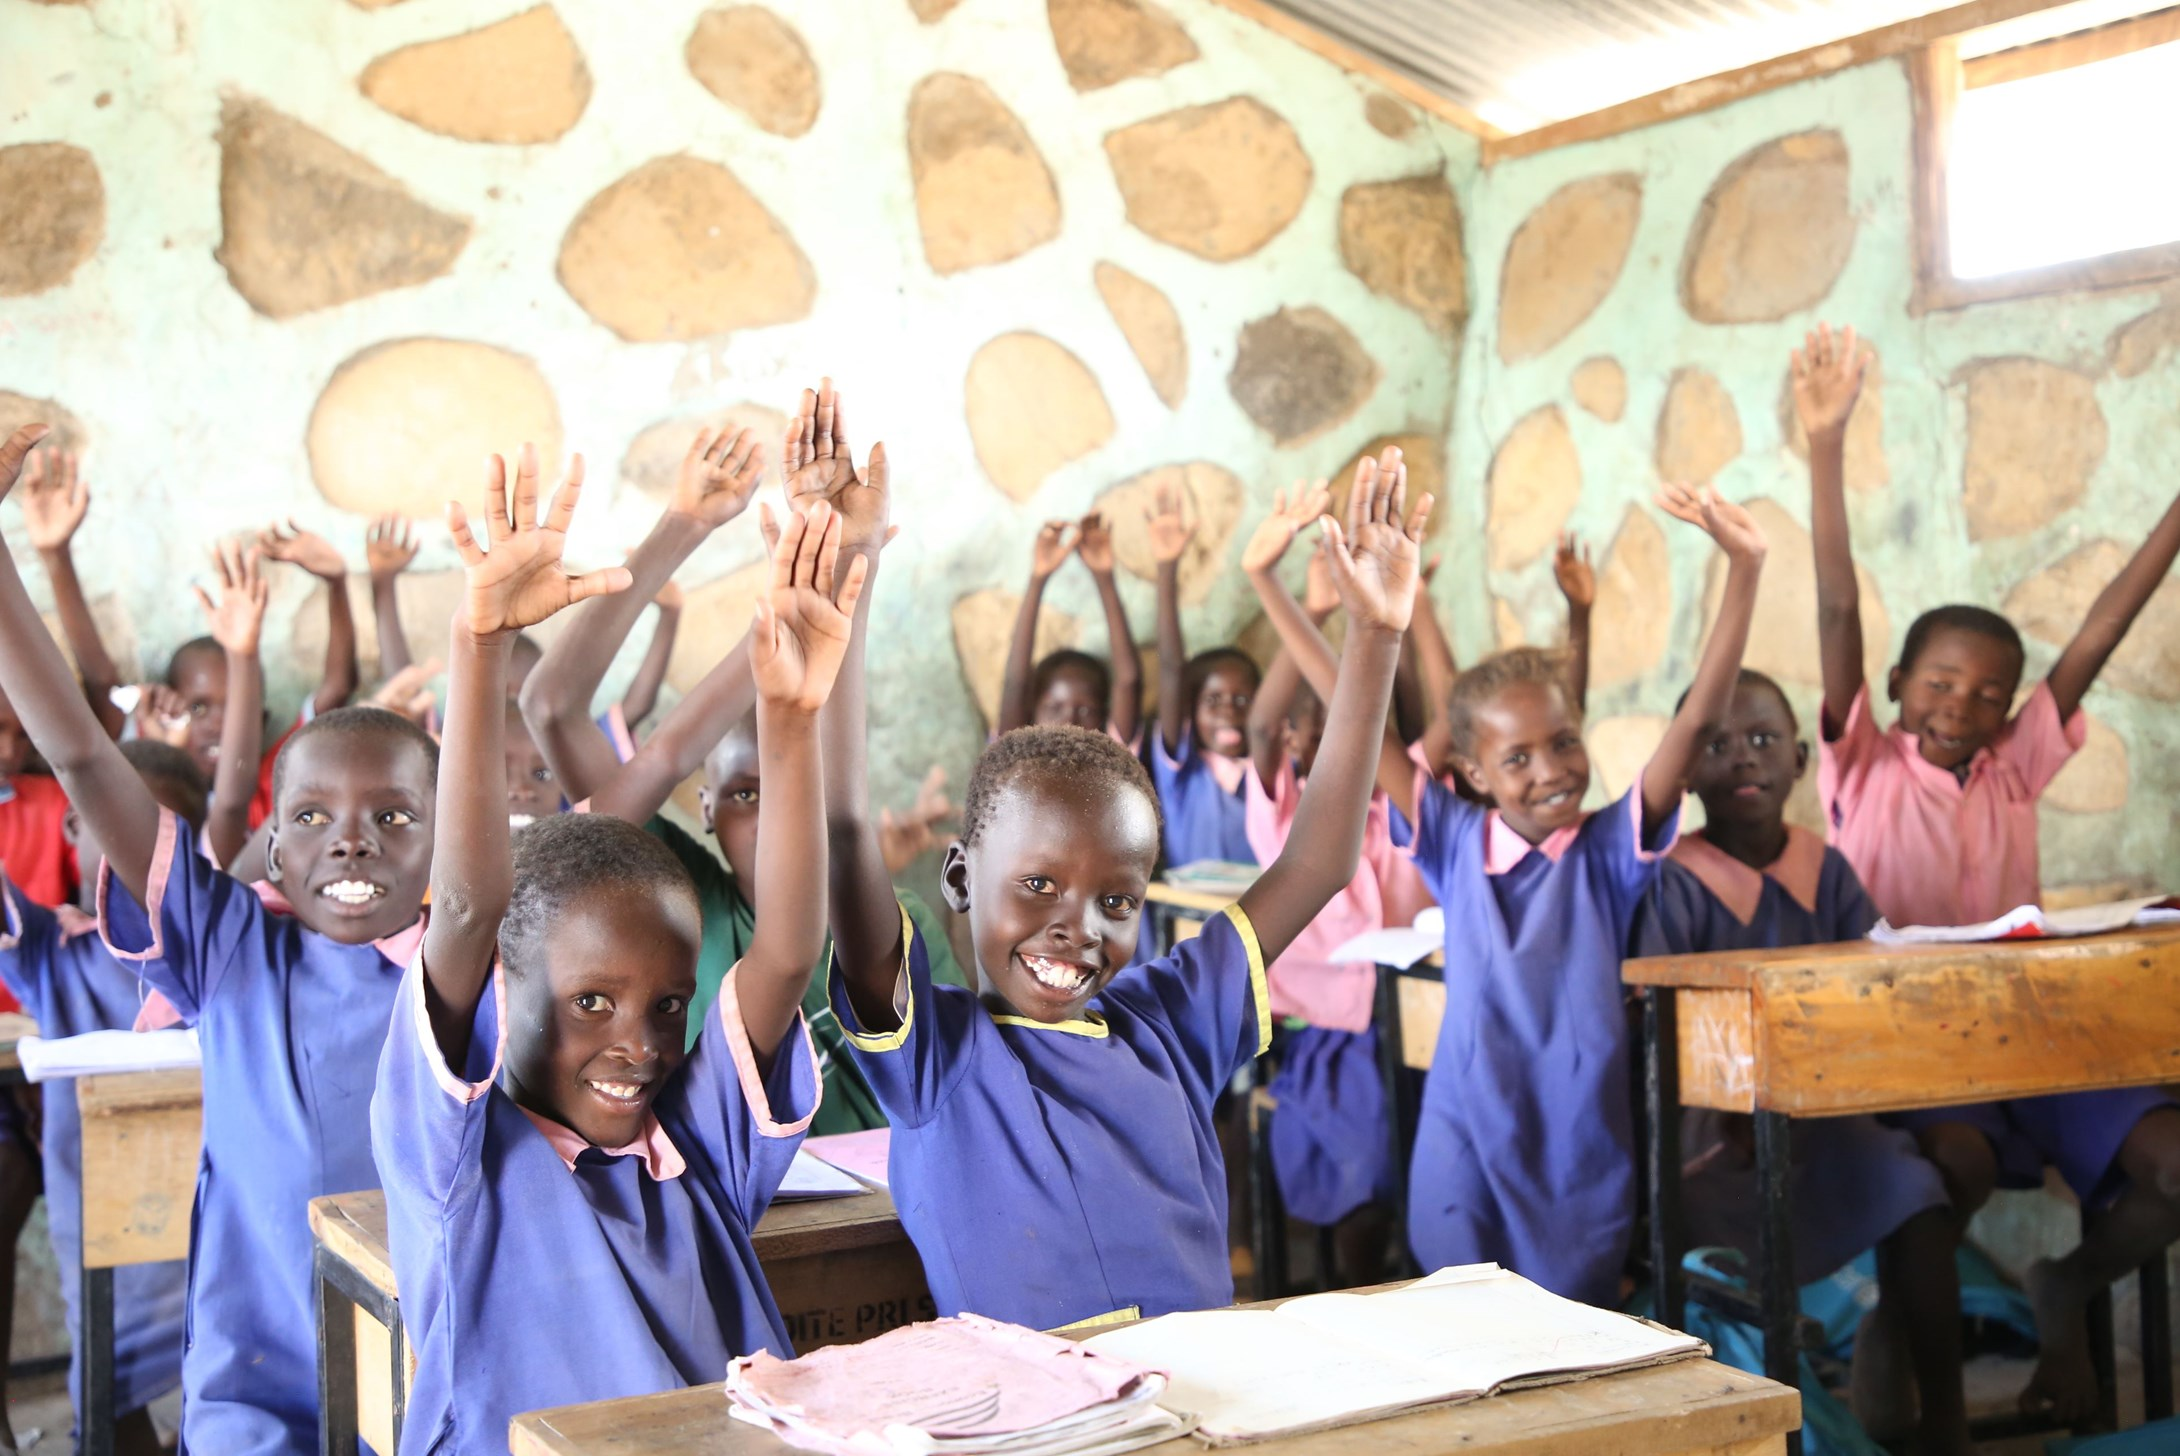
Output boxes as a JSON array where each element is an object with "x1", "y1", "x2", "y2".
[
  {"x1": 1224, "y1": 903, "x2": 1272, "y2": 1057},
  {"x1": 840, "y1": 900, "x2": 919, "y2": 1054},
  {"x1": 990, "y1": 1011, "x2": 1111, "y2": 1039},
  {"x1": 1049, "y1": 1305, "x2": 1141, "y2": 1333}
]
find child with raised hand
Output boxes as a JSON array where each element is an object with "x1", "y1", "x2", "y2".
[
  {"x1": 996, "y1": 511, "x2": 1143, "y2": 744},
  {"x1": 1149, "y1": 480, "x2": 1261, "y2": 867},
  {"x1": 20, "y1": 445, "x2": 126, "y2": 740},
  {"x1": 1381, "y1": 480, "x2": 1765, "y2": 1307},
  {"x1": 377, "y1": 461, "x2": 851, "y2": 1456},
  {"x1": 1630, "y1": 668, "x2": 1965, "y2": 1453},
  {"x1": 826, "y1": 457, "x2": 1430, "y2": 1330},
  {"x1": 1797, "y1": 323, "x2": 2180, "y2": 1425}
]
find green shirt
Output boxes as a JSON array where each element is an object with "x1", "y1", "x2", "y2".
[{"x1": 648, "y1": 818, "x2": 967, "y2": 1135}]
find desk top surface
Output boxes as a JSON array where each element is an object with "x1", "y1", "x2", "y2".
[
  {"x1": 1622, "y1": 921, "x2": 2180, "y2": 990},
  {"x1": 509, "y1": 1354, "x2": 1795, "y2": 1456},
  {"x1": 1144, "y1": 881, "x2": 1243, "y2": 914}
]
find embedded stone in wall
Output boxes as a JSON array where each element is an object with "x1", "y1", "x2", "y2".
[
  {"x1": 307, "y1": 339, "x2": 563, "y2": 520},
  {"x1": 1493, "y1": 597, "x2": 1524, "y2": 650},
  {"x1": 1049, "y1": 0, "x2": 1198, "y2": 92},
  {"x1": 215, "y1": 99, "x2": 469, "y2": 319},
  {"x1": 1590, "y1": 715, "x2": 1667, "y2": 801},
  {"x1": 1094, "y1": 262, "x2": 1187, "y2": 408},
  {"x1": 0, "y1": 143, "x2": 103, "y2": 297},
  {"x1": 1365, "y1": 93, "x2": 1415, "y2": 138},
  {"x1": 1332, "y1": 433, "x2": 1447, "y2": 538},
  {"x1": 1496, "y1": 173, "x2": 1641, "y2": 363},
  {"x1": 620, "y1": 403, "x2": 790, "y2": 504},
  {"x1": 908, "y1": 74, "x2": 1062, "y2": 276},
  {"x1": 1959, "y1": 357, "x2": 2105, "y2": 541},
  {"x1": 1092, "y1": 461, "x2": 1244, "y2": 606},
  {"x1": 347, "y1": 0, "x2": 415, "y2": 9},
  {"x1": 2110, "y1": 300, "x2": 2180, "y2": 378},
  {"x1": 290, "y1": 570, "x2": 467, "y2": 687},
  {"x1": 1701, "y1": 497, "x2": 1889, "y2": 693},
  {"x1": 1780, "y1": 347, "x2": 1888, "y2": 494},
  {"x1": 909, "y1": 0, "x2": 962, "y2": 19},
  {"x1": 2047, "y1": 714, "x2": 2128, "y2": 815},
  {"x1": 1591, "y1": 505, "x2": 1671, "y2": 689},
  {"x1": 0, "y1": 392, "x2": 88, "y2": 457},
  {"x1": 1104, "y1": 97, "x2": 1312, "y2": 262},
  {"x1": 952, "y1": 587, "x2": 1080, "y2": 731},
  {"x1": 1656, "y1": 366, "x2": 1743, "y2": 485},
  {"x1": 558, "y1": 155, "x2": 815, "y2": 342},
  {"x1": 686, "y1": 6, "x2": 821, "y2": 138},
  {"x1": 1681, "y1": 129, "x2": 1854, "y2": 325},
  {"x1": 1485, "y1": 405, "x2": 1580, "y2": 572},
  {"x1": 965, "y1": 332, "x2": 1114, "y2": 502},
  {"x1": 1570, "y1": 357, "x2": 1625, "y2": 423},
  {"x1": 360, "y1": 6, "x2": 592, "y2": 144},
  {"x1": 1228, "y1": 306, "x2": 1379, "y2": 448},
  {"x1": 2005, "y1": 540, "x2": 2180, "y2": 701},
  {"x1": 1338, "y1": 173, "x2": 1466, "y2": 335},
  {"x1": 665, "y1": 559, "x2": 773, "y2": 694}
]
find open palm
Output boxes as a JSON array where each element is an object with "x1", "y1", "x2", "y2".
[
  {"x1": 751, "y1": 500, "x2": 869, "y2": 713},
  {"x1": 673, "y1": 425, "x2": 765, "y2": 529},
  {"x1": 194, "y1": 540, "x2": 270, "y2": 656},
  {"x1": 1323, "y1": 449, "x2": 1430, "y2": 634},
  {"x1": 1790, "y1": 322, "x2": 1867, "y2": 437},
  {"x1": 781, "y1": 379, "x2": 890, "y2": 553},
  {"x1": 449, "y1": 445, "x2": 631, "y2": 637},
  {"x1": 1241, "y1": 482, "x2": 1330, "y2": 574},
  {"x1": 19, "y1": 447, "x2": 89, "y2": 551}
]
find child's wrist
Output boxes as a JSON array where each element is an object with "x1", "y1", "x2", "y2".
[{"x1": 654, "y1": 509, "x2": 715, "y2": 548}]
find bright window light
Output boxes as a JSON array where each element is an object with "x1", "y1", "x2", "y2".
[{"x1": 1949, "y1": 40, "x2": 2180, "y2": 277}]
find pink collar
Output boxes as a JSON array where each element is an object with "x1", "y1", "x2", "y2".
[
  {"x1": 517, "y1": 1105, "x2": 686, "y2": 1181},
  {"x1": 249, "y1": 881, "x2": 427, "y2": 962},
  {"x1": 1668, "y1": 827, "x2": 1826, "y2": 926},
  {"x1": 1205, "y1": 751, "x2": 1246, "y2": 795},
  {"x1": 1483, "y1": 810, "x2": 1582, "y2": 875}
]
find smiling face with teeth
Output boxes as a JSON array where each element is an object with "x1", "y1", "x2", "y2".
[
  {"x1": 1687, "y1": 676, "x2": 1806, "y2": 857},
  {"x1": 1455, "y1": 678, "x2": 1592, "y2": 846},
  {"x1": 1885, "y1": 624, "x2": 2022, "y2": 774},
  {"x1": 265, "y1": 730, "x2": 436, "y2": 945},
  {"x1": 504, "y1": 704, "x2": 561, "y2": 828}
]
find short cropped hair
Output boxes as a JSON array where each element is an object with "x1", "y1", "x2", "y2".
[
  {"x1": 962, "y1": 725, "x2": 1161, "y2": 847},
  {"x1": 1032, "y1": 650, "x2": 1111, "y2": 710},
  {"x1": 1445, "y1": 647, "x2": 1579, "y2": 761},
  {"x1": 499, "y1": 813, "x2": 697, "y2": 975},
  {"x1": 270, "y1": 706, "x2": 441, "y2": 811},
  {"x1": 1673, "y1": 668, "x2": 1799, "y2": 733},
  {"x1": 163, "y1": 636, "x2": 222, "y2": 687},
  {"x1": 119, "y1": 740, "x2": 208, "y2": 829},
  {"x1": 1898, "y1": 605, "x2": 2024, "y2": 684}
]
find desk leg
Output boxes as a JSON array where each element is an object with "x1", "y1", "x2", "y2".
[
  {"x1": 79, "y1": 1263, "x2": 114, "y2": 1456},
  {"x1": 2087, "y1": 1280, "x2": 2118, "y2": 1432},
  {"x1": 1246, "y1": 1065, "x2": 1287, "y2": 1301},
  {"x1": 1753, "y1": 1111, "x2": 1800, "y2": 1456},
  {"x1": 316, "y1": 1247, "x2": 360, "y2": 1456},
  {"x1": 387, "y1": 1294, "x2": 408, "y2": 1454},
  {"x1": 2143, "y1": 1253, "x2": 2173, "y2": 1422},
  {"x1": 1643, "y1": 987, "x2": 1684, "y2": 1333},
  {"x1": 1374, "y1": 966, "x2": 1417, "y2": 1280}
]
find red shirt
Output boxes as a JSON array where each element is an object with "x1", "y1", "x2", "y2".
[
  {"x1": 0, "y1": 774, "x2": 78, "y2": 912},
  {"x1": 245, "y1": 720, "x2": 300, "y2": 832}
]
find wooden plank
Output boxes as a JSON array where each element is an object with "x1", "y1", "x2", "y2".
[
  {"x1": 355, "y1": 1303, "x2": 404, "y2": 1456},
  {"x1": 510, "y1": 1356, "x2": 1797, "y2": 1456},
  {"x1": 1144, "y1": 882, "x2": 1237, "y2": 915},
  {"x1": 768, "y1": 1237, "x2": 936, "y2": 1353},
  {"x1": 311, "y1": 1191, "x2": 397, "y2": 1300},
  {"x1": 1195, "y1": 0, "x2": 1503, "y2": 140},
  {"x1": 1624, "y1": 923, "x2": 2180, "y2": 989},
  {"x1": 1677, "y1": 988, "x2": 1759, "y2": 1115},
  {"x1": 1396, "y1": 974, "x2": 1443, "y2": 1071},
  {"x1": 78, "y1": 1068, "x2": 202, "y2": 1269},
  {"x1": 1963, "y1": 5, "x2": 2180, "y2": 86}
]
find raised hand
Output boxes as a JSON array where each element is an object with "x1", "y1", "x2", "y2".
[
  {"x1": 1240, "y1": 481, "x2": 1331, "y2": 575},
  {"x1": 1075, "y1": 512, "x2": 1115, "y2": 575},
  {"x1": 1144, "y1": 479, "x2": 1197, "y2": 566},
  {"x1": 193, "y1": 540, "x2": 271, "y2": 657},
  {"x1": 878, "y1": 763, "x2": 953, "y2": 874},
  {"x1": 448, "y1": 444, "x2": 632, "y2": 638},
  {"x1": 671, "y1": 424, "x2": 765, "y2": 530},
  {"x1": 256, "y1": 519, "x2": 348, "y2": 581},
  {"x1": 1656, "y1": 481, "x2": 1767, "y2": 564},
  {"x1": 1030, "y1": 520, "x2": 1077, "y2": 580},
  {"x1": 1320, "y1": 446, "x2": 1430, "y2": 635},
  {"x1": 0, "y1": 424, "x2": 49, "y2": 501},
  {"x1": 654, "y1": 579, "x2": 685, "y2": 612},
  {"x1": 750, "y1": 500, "x2": 870, "y2": 714},
  {"x1": 132, "y1": 683, "x2": 191, "y2": 749},
  {"x1": 1552, "y1": 532, "x2": 1596, "y2": 611},
  {"x1": 19, "y1": 446, "x2": 89, "y2": 552},
  {"x1": 780, "y1": 379, "x2": 890, "y2": 553},
  {"x1": 368, "y1": 658, "x2": 442, "y2": 728},
  {"x1": 365, "y1": 517, "x2": 419, "y2": 581},
  {"x1": 1303, "y1": 539, "x2": 1340, "y2": 618},
  {"x1": 1789, "y1": 322, "x2": 1869, "y2": 442}
]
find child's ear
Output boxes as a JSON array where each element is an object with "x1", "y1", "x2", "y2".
[
  {"x1": 939, "y1": 842, "x2": 971, "y2": 915},
  {"x1": 1792, "y1": 739, "x2": 1810, "y2": 781},
  {"x1": 697, "y1": 787, "x2": 714, "y2": 833},
  {"x1": 264, "y1": 833, "x2": 283, "y2": 884},
  {"x1": 1455, "y1": 757, "x2": 1492, "y2": 802},
  {"x1": 61, "y1": 809, "x2": 80, "y2": 847},
  {"x1": 1885, "y1": 664, "x2": 1903, "y2": 704}
]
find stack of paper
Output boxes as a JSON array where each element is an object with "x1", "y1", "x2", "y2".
[
  {"x1": 1329, "y1": 906, "x2": 1445, "y2": 968},
  {"x1": 1163, "y1": 861, "x2": 1258, "y2": 897},
  {"x1": 728, "y1": 1314, "x2": 1188, "y2": 1456},
  {"x1": 773, "y1": 1149, "x2": 869, "y2": 1202},
  {"x1": 806, "y1": 1127, "x2": 891, "y2": 1188},
  {"x1": 1083, "y1": 1264, "x2": 1705, "y2": 1444},
  {"x1": 17, "y1": 1028, "x2": 200, "y2": 1083},
  {"x1": 1870, "y1": 896, "x2": 2180, "y2": 945}
]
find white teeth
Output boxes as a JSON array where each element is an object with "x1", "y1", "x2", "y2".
[
  {"x1": 320, "y1": 880, "x2": 383, "y2": 905},
  {"x1": 1023, "y1": 954, "x2": 1088, "y2": 991},
  {"x1": 589, "y1": 1081, "x2": 644, "y2": 1101},
  {"x1": 508, "y1": 814, "x2": 536, "y2": 830}
]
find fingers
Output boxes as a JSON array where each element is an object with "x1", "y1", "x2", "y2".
[
  {"x1": 684, "y1": 426, "x2": 720, "y2": 473},
  {"x1": 541, "y1": 452, "x2": 587, "y2": 537},
  {"x1": 812, "y1": 504, "x2": 843, "y2": 600},
  {"x1": 1383, "y1": 455, "x2": 1406, "y2": 528},
  {"x1": 565, "y1": 565, "x2": 634, "y2": 605},
  {"x1": 447, "y1": 501, "x2": 485, "y2": 565},
  {"x1": 792, "y1": 500, "x2": 833, "y2": 592},
  {"x1": 866, "y1": 440, "x2": 888, "y2": 497},
  {"x1": 830, "y1": 390, "x2": 850, "y2": 461},
  {"x1": 0, "y1": 424, "x2": 50, "y2": 490},
  {"x1": 1404, "y1": 492, "x2": 1435, "y2": 542},
  {"x1": 482, "y1": 454, "x2": 510, "y2": 544},
  {"x1": 191, "y1": 584, "x2": 216, "y2": 620},
  {"x1": 511, "y1": 443, "x2": 542, "y2": 534},
  {"x1": 814, "y1": 378, "x2": 837, "y2": 459},
  {"x1": 723, "y1": 427, "x2": 763, "y2": 487},
  {"x1": 834, "y1": 548, "x2": 871, "y2": 622},
  {"x1": 769, "y1": 504, "x2": 807, "y2": 592},
  {"x1": 757, "y1": 500, "x2": 782, "y2": 555}
]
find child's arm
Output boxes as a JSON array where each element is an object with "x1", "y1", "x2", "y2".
[
  {"x1": 1554, "y1": 532, "x2": 1595, "y2": 713},
  {"x1": 423, "y1": 447, "x2": 630, "y2": 1063},
  {"x1": 1147, "y1": 482, "x2": 1196, "y2": 756},
  {"x1": 520, "y1": 427, "x2": 763, "y2": 804},
  {"x1": 739, "y1": 502, "x2": 867, "y2": 1065},
  {"x1": 257, "y1": 520, "x2": 360, "y2": 717},
  {"x1": 1408, "y1": 553, "x2": 1459, "y2": 776},
  {"x1": 0, "y1": 428, "x2": 161, "y2": 899},
  {"x1": 584, "y1": 620, "x2": 757, "y2": 825},
  {"x1": 997, "y1": 522, "x2": 1077, "y2": 734},
  {"x1": 2044, "y1": 489, "x2": 2180, "y2": 721},
  {"x1": 1240, "y1": 485, "x2": 1333, "y2": 788},
  {"x1": 191, "y1": 543, "x2": 270, "y2": 870},
  {"x1": 19, "y1": 449, "x2": 125, "y2": 739},
  {"x1": 1238, "y1": 458, "x2": 1431, "y2": 965},
  {"x1": 618, "y1": 584, "x2": 682, "y2": 732},
  {"x1": 1646, "y1": 484, "x2": 1767, "y2": 832},
  {"x1": 1792, "y1": 324, "x2": 1871, "y2": 733},
  {"x1": 365, "y1": 517, "x2": 420, "y2": 679},
  {"x1": 1076, "y1": 511, "x2": 1141, "y2": 742}
]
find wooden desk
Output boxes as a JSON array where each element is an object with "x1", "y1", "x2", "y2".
[
  {"x1": 509, "y1": 1350, "x2": 1798, "y2": 1456},
  {"x1": 1625, "y1": 928, "x2": 2180, "y2": 1439},
  {"x1": 76, "y1": 1067, "x2": 200, "y2": 1456},
  {"x1": 1144, "y1": 880, "x2": 1236, "y2": 953},
  {"x1": 309, "y1": 1184, "x2": 929, "y2": 1456},
  {"x1": 0, "y1": 1010, "x2": 36, "y2": 1085}
]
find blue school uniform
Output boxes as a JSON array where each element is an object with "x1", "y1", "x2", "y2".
[
  {"x1": 1148, "y1": 727, "x2": 1255, "y2": 867},
  {"x1": 0, "y1": 878, "x2": 186, "y2": 1426},
  {"x1": 374, "y1": 954, "x2": 818, "y2": 1456},
  {"x1": 1630, "y1": 830, "x2": 1950, "y2": 1282},
  {"x1": 1395, "y1": 783, "x2": 1675, "y2": 1307},
  {"x1": 832, "y1": 901, "x2": 1270, "y2": 1331},
  {"x1": 97, "y1": 811, "x2": 421, "y2": 1456},
  {"x1": 1267, "y1": 1024, "x2": 1388, "y2": 1226}
]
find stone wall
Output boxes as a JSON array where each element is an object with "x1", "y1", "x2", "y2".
[{"x1": 0, "y1": 0, "x2": 1474, "y2": 827}]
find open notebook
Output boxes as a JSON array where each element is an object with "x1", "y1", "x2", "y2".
[
  {"x1": 1082, "y1": 1264, "x2": 1706, "y2": 1444},
  {"x1": 1870, "y1": 895, "x2": 2180, "y2": 945}
]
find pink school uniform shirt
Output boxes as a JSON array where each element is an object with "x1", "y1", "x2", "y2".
[
  {"x1": 1819, "y1": 682, "x2": 2084, "y2": 928},
  {"x1": 1243, "y1": 758, "x2": 1434, "y2": 1033}
]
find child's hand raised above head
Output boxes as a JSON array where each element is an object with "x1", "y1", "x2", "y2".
[
  {"x1": 1240, "y1": 481, "x2": 1331, "y2": 576},
  {"x1": 18, "y1": 446, "x2": 89, "y2": 552},
  {"x1": 750, "y1": 500, "x2": 870, "y2": 715},
  {"x1": 1656, "y1": 481, "x2": 1767, "y2": 565},
  {"x1": 1305, "y1": 539, "x2": 1342, "y2": 619},
  {"x1": 1319, "y1": 448, "x2": 1431, "y2": 636},
  {"x1": 1790, "y1": 322, "x2": 1869, "y2": 442},
  {"x1": 1553, "y1": 532, "x2": 1595, "y2": 611},
  {"x1": 368, "y1": 658, "x2": 442, "y2": 730},
  {"x1": 672, "y1": 425, "x2": 766, "y2": 531},
  {"x1": 365, "y1": 517, "x2": 419, "y2": 582},
  {"x1": 194, "y1": 540, "x2": 271, "y2": 658},
  {"x1": 448, "y1": 445, "x2": 632, "y2": 638},
  {"x1": 1144, "y1": 479, "x2": 1197, "y2": 566},
  {"x1": 782, "y1": 379, "x2": 891, "y2": 554},
  {"x1": 1030, "y1": 520, "x2": 1077, "y2": 580},
  {"x1": 256, "y1": 519, "x2": 348, "y2": 581},
  {"x1": 1075, "y1": 511, "x2": 1116, "y2": 575},
  {"x1": 878, "y1": 764, "x2": 953, "y2": 875}
]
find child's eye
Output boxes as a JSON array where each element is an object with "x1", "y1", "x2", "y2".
[
  {"x1": 1704, "y1": 738, "x2": 1727, "y2": 756},
  {"x1": 1021, "y1": 875, "x2": 1054, "y2": 894},
  {"x1": 1750, "y1": 732, "x2": 1776, "y2": 748},
  {"x1": 658, "y1": 996, "x2": 687, "y2": 1016},
  {"x1": 188, "y1": 703, "x2": 212, "y2": 720},
  {"x1": 293, "y1": 808, "x2": 329, "y2": 827},
  {"x1": 530, "y1": 767, "x2": 554, "y2": 783},
  {"x1": 730, "y1": 788, "x2": 758, "y2": 805},
  {"x1": 573, "y1": 992, "x2": 610, "y2": 1013},
  {"x1": 379, "y1": 809, "x2": 417, "y2": 827},
  {"x1": 1101, "y1": 895, "x2": 1137, "y2": 918},
  {"x1": 1504, "y1": 753, "x2": 1527, "y2": 769}
]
